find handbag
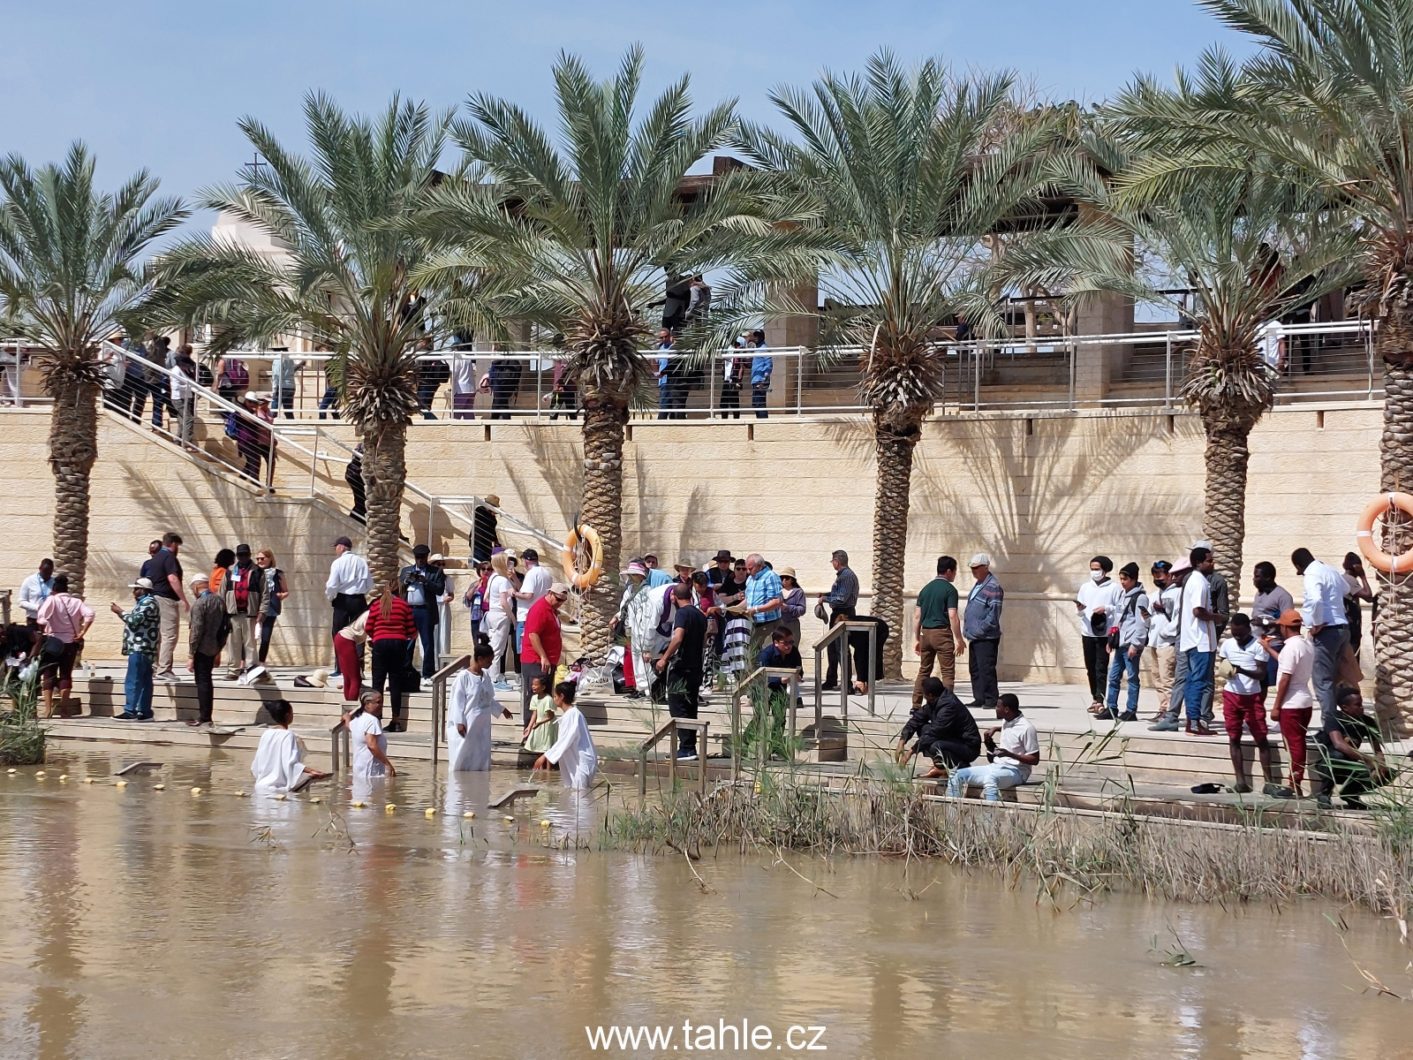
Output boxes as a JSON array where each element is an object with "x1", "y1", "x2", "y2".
[{"x1": 40, "y1": 635, "x2": 66, "y2": 660}]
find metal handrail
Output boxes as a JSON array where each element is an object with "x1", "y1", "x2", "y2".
[
  {"x1": 329, "y1": 718, "x2": 350, "y2": 772},
  {"x1": 811, "y1": 620, "x2": 880, "y2": 722},
  {"x1": 731, "y1": 665, "x2": 805, "y2": 776},
  {"x1": 637, "y1": 717, "x2": 712, "y2": 797},
  {"x1": 428, "y1": 653, "x2": 472, "y2": 769}
]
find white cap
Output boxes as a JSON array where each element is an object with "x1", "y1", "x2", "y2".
[{"x1": 968, "y1": 552, "x2": 992, "y2": 568}]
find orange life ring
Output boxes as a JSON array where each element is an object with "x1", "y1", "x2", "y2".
[
  {"x1": 1355, "y1": 492, "x2": 1413, "y2": 574},
  {"x1": 562, "y1": 523, "x2": 604, "y2": 590}
]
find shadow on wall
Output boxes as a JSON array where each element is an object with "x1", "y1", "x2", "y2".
[{"x1": 910, "y1": 411, "x2": 1204, "y2": 680}]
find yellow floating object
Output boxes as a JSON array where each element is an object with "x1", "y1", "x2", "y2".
[
  {"x1": 274, "y1": 794, "x2": 287, "y2": 801},
  {"x1": 190, "y1": 787, "x2": 202, "y2": 795},
  {"x1": 384, "y1": 803, "x2": 397, "y2": 814},
  {"x1": 310, "y1": 797, "x2": 322, "y2": 805},
  {"x1": 462, "y1": 811, "x2": 475, "y2": 819},
  {"x1": 58, "y1": 774, "x2": 69, "y2": 782},
  {"x1": 234, "y1": 791, "x2": 248, "y2": 798},
  {"x1": 5, "y1": 768, "x2": 15, "y2": 775},
  {"x1": 539, "y1": 819, "x2": 551, "y2": 829},
  {"x1": 503, "y1": 815, "x2": 514, "y2": 823},
  {"x1": 351, "y1": 801, "x2": 367, "y2": 809},
  {"x1": 115, "y1": 780, "x2": 127, "y2": 788},
  {"x1": 424, "y1": 807, "x2": 437, "y2": 818},
  {"x1": 35, "y1": 770, "x2": 47, "y2": 778},
  {"x1": 153, "y1": 784, "x2": 166, "y2": 791}
]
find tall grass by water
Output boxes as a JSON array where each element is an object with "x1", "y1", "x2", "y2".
[
  {"x1": 0, "y1": 673, "x2": 46, "y2": 766},
  {"x1": 603, "y1": 770, "x2": 1413, "y2": 920}
]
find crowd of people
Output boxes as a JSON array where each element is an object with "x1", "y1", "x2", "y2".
[{"x1": 9, "y1": 522, "x2": 1405, "y2": 808}]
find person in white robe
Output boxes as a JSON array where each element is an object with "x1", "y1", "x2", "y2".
[
  {"x1": 533, "y1": 680, "x2": 598, "y2": 789},
  {"x1": 251, "y1": 699, "x2": 328, "y2": 794},
  {"x1": 448, "y1": 643, "x2": 512, "y2": 771},
  {"x1": 348, "y1": 689, "x2": 396, "y2": 778}
]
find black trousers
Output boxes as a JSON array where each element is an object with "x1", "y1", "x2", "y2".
[
  {"x1": 332, "y1": 593, "x2": 368, "y2": 635},
  {"x1": 968, "y1": 637, "x2": 1000, "y2": 708},
  {"x1": 1081, "y1": 636, "x2": 1110, "y2": 701},
  {"x1": 924, "y1": 738, "x2": 979, "y2": 770},
  {"x1": 194, "y1": 651, "x2": 216, "y2": 724},
  {"x1": 824, "y1": 604, "x2": 856, "y2": 685},
  {"x1": 258, "y1": 615, "x2": 277, "y2": 663},
  {"x1": 371, "y1": 639, "x2": 409, "y2": 720},
  {"x1": 666, "y1": 668, "x2": 702, "y2": 755}
]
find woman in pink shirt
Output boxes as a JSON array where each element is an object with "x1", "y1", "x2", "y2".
[{"x1": 35, "y1": 573, "x2": 95, "y2": 718}]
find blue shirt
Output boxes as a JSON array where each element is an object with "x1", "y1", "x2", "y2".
[
  {"x1": 657, "y1": 343, "x2": 672, "y2": 390},
  {"x1": 746, "y1": 568, "x2": 783, "y2": 624},
  {"x1": 964, "y1": 573, "x2": 1004, "y2": 641},
  {"x1": 750, "y1": 349, "x2": 772, "y2": 386}
]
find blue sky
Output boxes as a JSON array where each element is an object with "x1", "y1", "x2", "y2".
[{"x1": 2, "y1": 0, "x2": 1253, "y2": 211}]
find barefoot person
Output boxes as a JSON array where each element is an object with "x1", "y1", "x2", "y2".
[
  {"x1": 533, "y1": 681, "x2": 598, "y2": 789},
  {"x1": 447, "y1": 643, "x2": 511, "y2": 772},
  {"x1": 251, "y1": 699, "x2": 329, "y2": 794}
]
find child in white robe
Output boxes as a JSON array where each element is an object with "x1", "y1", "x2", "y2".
[
  {"x1": 251, "y1": 699, "x2": 328, "y2": 794},
  {"x1": 448, "y1": 643, "x2": 511, "y2": 772},
  {"x1": 533, "y1": 681, "x2": 598, "y2": 789}
]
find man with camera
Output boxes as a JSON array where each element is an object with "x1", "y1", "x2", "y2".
[{"x1": 400, "y1": 544, "x2": 447, "y2": 680}]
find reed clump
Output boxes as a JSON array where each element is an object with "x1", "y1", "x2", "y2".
[
  {"x1": 0, "y1": 675, "x2": 46, "y2": 767},
  {"x1": 604, "y1": 774, "x2": 1413, "y2": 917}
]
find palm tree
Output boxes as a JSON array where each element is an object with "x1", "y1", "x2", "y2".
[
  {"x1": 156, "y1": 94, "x2": 461, "y2": 585},
  {"x1": 735, "y1": 53, "x2": 1070, "y2": 679},
  {"x1": 0, "y1": 144, "x2": 187, "y2": 593},
  {"x1": 1066, "y1": 156, "x2": 1357, "y2": 591},
  {"x1": 420, "y1": 47, "x2": 819, "y2": 656},
  {"x1": 1102, "y1": 0, "x2": 1413, "y2": 726}
]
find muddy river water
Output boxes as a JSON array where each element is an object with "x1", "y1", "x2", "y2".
[{"x1": 1, "y1": 746, "x2": 1409, "y2": 1058}]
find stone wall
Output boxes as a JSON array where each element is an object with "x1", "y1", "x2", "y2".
[{"x1": 0, "y1": 401, "x2": 1381, "y2": 684}]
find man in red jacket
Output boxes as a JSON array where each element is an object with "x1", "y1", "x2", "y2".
[{"x1": 520, "y1": 582, "x2": 568, "y2": 725}]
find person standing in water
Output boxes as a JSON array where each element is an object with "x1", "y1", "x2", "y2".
[
  {"x1": 533, "y1": 681, "x2": 598, "y2": 789},
  {"x1": 447, "y1": 643, "x2": 512, "y2": 772},
  {"x1": 251, "y1": 699, "x2": 329, "y2": 794}
]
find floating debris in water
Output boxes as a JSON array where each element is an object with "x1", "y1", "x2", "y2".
[
  {"x1": 190, "y1": 787, "x2": 202, "y2": 795},
  {"x1": 424, "y1": 807, "x2": 437, "y2": 818},
  {"x1": 153, "y1": 784, "x2": 166, "y2": 791}
]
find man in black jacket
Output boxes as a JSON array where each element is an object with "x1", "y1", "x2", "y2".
[
  {"x1": 400, "y1": 544, "x2": 447, "y2": 679},
  {"x1": 908, "y1": 678, "x2": 981, "y2": 779}
]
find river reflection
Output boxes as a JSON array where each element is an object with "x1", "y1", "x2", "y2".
[{"x1": 0, "y1": 746, "x2": 1408, "y2": 1058}]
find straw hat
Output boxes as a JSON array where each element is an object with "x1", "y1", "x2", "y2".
[{"x1": 779, "y1": 566, "x2": 798, "y2": 580}]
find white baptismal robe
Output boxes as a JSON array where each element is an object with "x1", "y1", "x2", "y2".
[
  {"x1": 448, "y1": 667, "x2": 500, "y2": 772},
  {"x1": 251, "y1": 728, "x2": 307, "y2": 794},
  {"x1": 544, "y1": 706, "x2": 598, "y2": 789}
]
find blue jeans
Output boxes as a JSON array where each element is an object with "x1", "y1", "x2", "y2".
[
  {"x1": 947, "y1": 762, "x2": 1028, "y2": 801},
  {"x1": 1105, "y1": 646, "x2": 1140, "y2": 714},
  {"x1": 752, "y1": 383, "x2": 769, "y2": 418},
  {"x1": 1182, "y1": 649, "x2": 1213, "y2": 724},
  {"x1": 124, "y1": 652, "x2": 154, "y2": 718},
  {"x1": 409, "y1": 606, "x2": 438, "y2": 678}
]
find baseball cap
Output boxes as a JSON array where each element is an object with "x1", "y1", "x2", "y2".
[
  {"x1": 968, "y1": 553, "x2": 992, "y2": 568},
  {"x1": 548, "y1": 581, "x2": 571, "y2": 596},
  {"x1": 129, "y1": 577, "x2": 154, "y2": 591}
]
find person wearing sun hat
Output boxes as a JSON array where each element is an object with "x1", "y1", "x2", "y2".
[
  {"x1": 777, "y1": 566, "x2": 807, "y2": 647},
  {"x1": 616, "y1": 560, "x2": 662, "y2": 700}
]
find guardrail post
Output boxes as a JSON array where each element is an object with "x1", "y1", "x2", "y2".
[
  {"x1": 1164, "y1": 334, "x2": 1174, "y2": 410},
  {"x1": 667, "y1": 720, "x2": 678, "y2": 790},
  {"x1": 795, "y1": 346, "x2": 804, "y2": 416}
]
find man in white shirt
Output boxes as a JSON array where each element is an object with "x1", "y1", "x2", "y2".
[
  {"x1": 1257, "y1": 319, "x2": 1286, "y2": 373},
  {"x1": 1262, "y1": 609, "x2": 1315, "y2": 796},
  {"x1": 18, "y1": 558, "x2": 54, "y2": 627},
  {"x1": 945, "y1": 694, "x2": 1041, "y2": 801},
  {"x1": 1178, "y1": 546, "x2": 1224, "y2": 736},
  {"x1": 1218, "y1": 613, "x2": 1285, "y2": 796},
  {"x1": 1291, "y1": 547, "x2": 1349, "y2": 727},
  {"x1": 1146, "y1": 561, "x2": 1181, "y2": 726},
  {"x1": 514, "y1": 548, "x2": 553, "y2": 629},
  {"x1": 326, "y1": 536, "x2": 373, "y2": 676}
]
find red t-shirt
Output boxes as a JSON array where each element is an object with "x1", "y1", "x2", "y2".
[{"x1": 521, "y1": 595, "x2": 562, "y2": 666}]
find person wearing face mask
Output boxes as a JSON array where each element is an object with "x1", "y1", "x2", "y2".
[
  {"x1": 1075, "y1": 555, "x2": 1123, "y2": 714},
  {"x1": 1100, "y1": 563, "x2": 1150, "y2": 722}
]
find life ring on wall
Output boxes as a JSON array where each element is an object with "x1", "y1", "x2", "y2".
[
  {"x1": 563, "y1": 523, "x2": 604, "y2": 590},
  {"x1": 1354, "y1": 493, "x2": 1413, "y2": 574}
]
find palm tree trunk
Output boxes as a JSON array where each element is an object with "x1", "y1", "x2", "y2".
[
  {"x1": 1201, "y1": 416, "x2": 1252, "y2": 595},
  {"x1": 47, "y1": 371, "x2": 99, "y2": 595},
  {"x1": 361, "y1": 421, "x2": 407, "y2": 591},
  {"x1": 1375, "y1": 310, "x2": 1413, "y2": 736},
  {"x1": 872, "y1": 422, "x2": 919, "y2": 681},
  {"x1": 579, "y1": 399, "x2": 628, "y2": 659}
]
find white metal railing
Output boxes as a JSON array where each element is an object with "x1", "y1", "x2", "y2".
[{"x1": 0, "y1": 318, "x2": 1382, "y2": 425}]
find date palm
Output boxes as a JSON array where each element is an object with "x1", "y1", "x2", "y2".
[
  {"x1": 735, "y1": 52, "x2": 1070, "y2": 679},
  {"x1": 421, "y1": 47, "x2": 819, "y2": 656},
  {"x1": 1063, "y1": 151, "x2": 1356, "y2": 591},
  {"x1": 1103, "y1": 0, "x2": 1413, "y2": 727},
  {"x1": 155, "y1": 94, "x2": 463, "y2": 586},
  {"x1": 0, "y1": 144, "x2": 187, "y2": 593}
]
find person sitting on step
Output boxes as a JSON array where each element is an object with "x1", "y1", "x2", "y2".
[
  {"x1": 908, "y1": 678, "x2": 980, "y2": 780},
  {"x1": 894, "y1": 676, "x2": 946, "y2": 764},
  {"x1": 1313, "y1": 685, "x2": 1394, "y2": 810},
  {"x1": 946, "y1": 693, "x2": 1041, "y2": 801}
]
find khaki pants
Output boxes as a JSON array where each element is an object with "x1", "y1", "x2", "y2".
[
  {"x1": 226, "y1": 614, "x2": 257, "y2": 675},
  {"x1": 155, "y1": 595, "x2": 179, "y2": 675},
  {"x1": 1150, "y1": 644, "x2": 1176, "y2": 716},
  {"x1": 914, "y1": 627, "x2": 956, "y2": 705}
]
